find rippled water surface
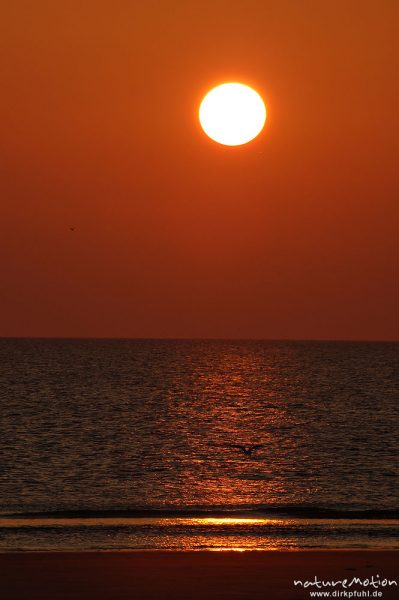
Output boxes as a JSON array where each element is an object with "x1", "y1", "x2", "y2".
[{"x1": 0, "y1": 339, "x2": 398, "y2": 549}]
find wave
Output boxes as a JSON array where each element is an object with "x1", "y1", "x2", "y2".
[{"x1": 3, "y1": 505, "x2": 399, "y2": 520}]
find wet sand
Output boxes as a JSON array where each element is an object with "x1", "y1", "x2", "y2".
[{"x1": 0, "y1": 551, "x2": 398, "y2": 600}]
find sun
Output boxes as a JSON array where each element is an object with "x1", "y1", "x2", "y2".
[{"x1": 199, "y1": 83, "x2": 266, "y2": 146}]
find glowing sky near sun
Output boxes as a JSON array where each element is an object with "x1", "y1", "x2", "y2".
[{"x1": 0, "y1": 1, "x2": 398, "y2": 339}]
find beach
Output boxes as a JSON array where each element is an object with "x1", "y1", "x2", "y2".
[{"x1": 1, "y1": 551, "x2": 398, "y2": 600}]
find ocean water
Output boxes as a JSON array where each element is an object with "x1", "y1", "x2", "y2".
[{"x1": 0, "y1": 338, "x2": 398, "y2": 551}]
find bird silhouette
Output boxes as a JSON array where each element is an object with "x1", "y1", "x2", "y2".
[{"x1": 229, "y1": 444, "x2": 263, "y2": 456}]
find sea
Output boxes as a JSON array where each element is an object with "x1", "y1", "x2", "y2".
[{"x1": 0, "y1": 339, "x2": 398, "y2": 551}]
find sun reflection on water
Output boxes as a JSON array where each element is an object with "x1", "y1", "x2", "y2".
[{"x1": 189, "y1": 518, "x2": 268, "y2": 526}]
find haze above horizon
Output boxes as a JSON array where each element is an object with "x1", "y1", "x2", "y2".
[{"x1": 1, "y1": 1, "x2": 398, "y2": 340}]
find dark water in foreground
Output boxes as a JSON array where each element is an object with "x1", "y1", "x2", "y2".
[{"x1": 0, "y1": 339, "x2": 398, "y2": 550}]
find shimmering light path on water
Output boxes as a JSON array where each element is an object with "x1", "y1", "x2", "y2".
[
  {"x1": 1, "y1": 516, "x2": 399, "y2": 551},
  {"x1": 0, "y1": 339, "x2": 398, "y2": 549}
]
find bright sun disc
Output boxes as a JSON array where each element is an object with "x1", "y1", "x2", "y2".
[{"x1": 199, "y1": 83, "x2": 266, "y2": 146}]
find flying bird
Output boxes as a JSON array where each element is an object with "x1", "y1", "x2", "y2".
[{"x1": 229, "y1": 444, "x2": 263, "y2": 457}]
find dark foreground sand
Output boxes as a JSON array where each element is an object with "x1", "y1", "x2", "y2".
[{"x1": 0, "y1": 551, "x2": 398, "y2": 600}]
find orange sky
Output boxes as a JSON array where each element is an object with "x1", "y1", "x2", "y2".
[{"x1": 1, "y1": 1, "x2": 398, "y2": 340}]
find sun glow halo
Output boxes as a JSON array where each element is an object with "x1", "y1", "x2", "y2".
[{"x1": 199, "y1": 83, "x2": 266, "y2": 146}]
